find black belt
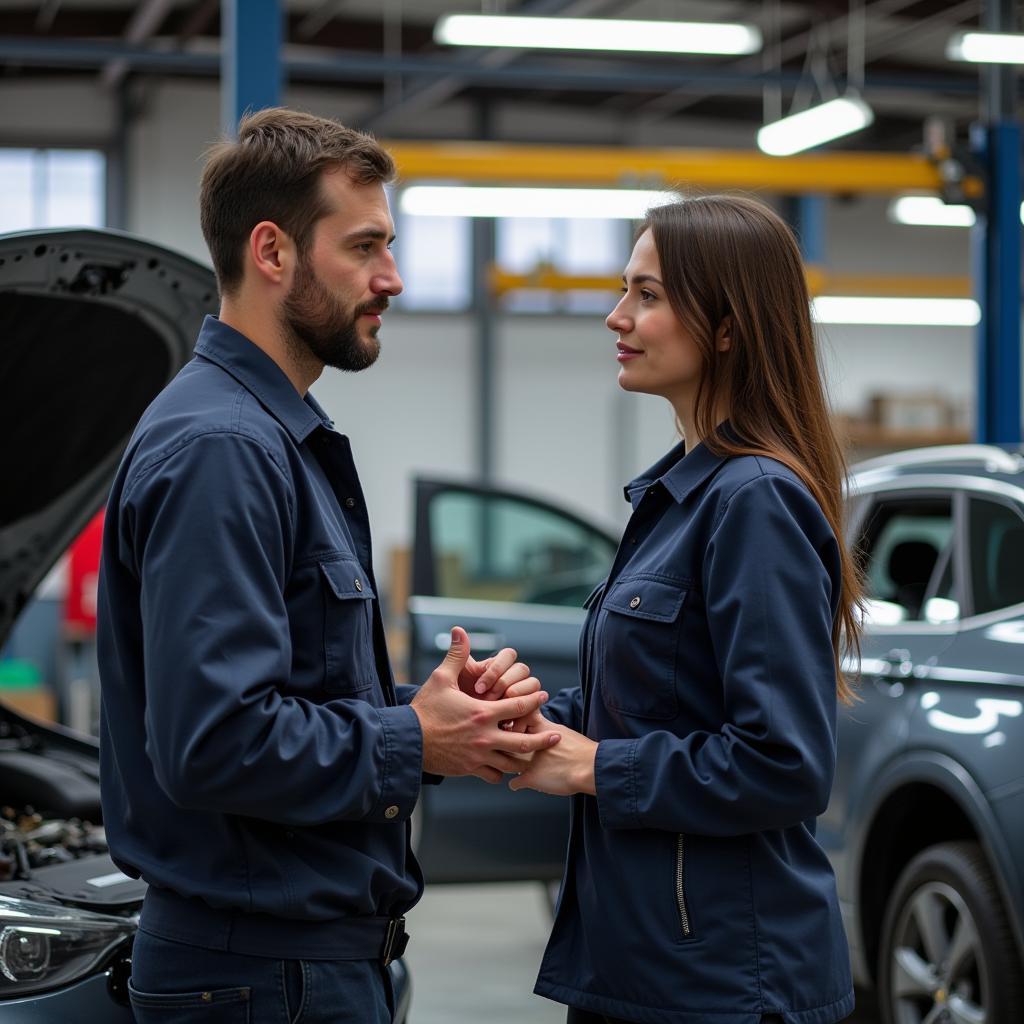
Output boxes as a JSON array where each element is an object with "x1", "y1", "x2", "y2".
[{"x1": 381, "y1": 917, "x2": 409, "y2": 966}]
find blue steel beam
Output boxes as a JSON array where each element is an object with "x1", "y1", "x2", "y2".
[
  {"x1": 972, "y1": 121, "x2": 1022, "y2": 445},
  {"x1": 221, "y1": 0, "x2": 282, "y2": 135},
  {"x1": 0, "y1": 37, "x2": 982, "y2": 97},
  {"x1": 972, "y1": 0, "x2": 1021, "y2": 446}
]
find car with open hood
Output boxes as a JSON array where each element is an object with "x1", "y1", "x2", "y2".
[{"x1": 0, "y1": 227, "x2": 411, "y2": 1021}]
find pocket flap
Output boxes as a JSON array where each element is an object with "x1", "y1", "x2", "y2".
[
  {"x1": 604, "y1": 577, "x2": 687, "y2": 622},
  {"x1": 319, "y1": 560, "x2": 375, "y2": 601}
]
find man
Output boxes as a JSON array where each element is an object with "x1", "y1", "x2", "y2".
[{"x1": 96, "y1": 107, "x2": 559, "y2": 1023}]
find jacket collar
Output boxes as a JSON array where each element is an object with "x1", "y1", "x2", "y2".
[
  {"x1": 193, "y1": 316, "x2": 332, "y2": 443},
  {"x1": 624, "y1": 423, "x2": 734, "y2": 509}
]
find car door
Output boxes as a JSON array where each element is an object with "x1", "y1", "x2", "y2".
[
  {"x1": 825, "y1": 487, "x2": 962, "y2": 909},
  {"x1": 408, "y1": 478, "x2": 618, "y2": 883}
]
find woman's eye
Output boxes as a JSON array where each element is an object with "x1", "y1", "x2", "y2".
[{"x1": 640, "y1": 289, "x2": 655, "y2": 302}]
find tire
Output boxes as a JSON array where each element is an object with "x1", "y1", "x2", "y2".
[{"x1": 877, "y1": 841, "x2": 1024, "y2": 1024}]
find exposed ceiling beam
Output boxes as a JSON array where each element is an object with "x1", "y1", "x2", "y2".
[
  {"x1": 628, "y1": 0, "x2": 980, "y2": 123},
  {"x1": 358, "y1": 0, "x2": 622, "y2": 133},
  {"x1": 98, "y1": 0, "x2": 177, "y2": 91},
  {"x1": 0, "y1": 35, "x2": 980, "y2": 97}
]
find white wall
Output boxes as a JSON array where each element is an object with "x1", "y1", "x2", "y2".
[{"x1": 0, "y1": 77, "x2": 984, "y2": 581}]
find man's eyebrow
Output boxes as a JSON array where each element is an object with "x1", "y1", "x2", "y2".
[
  {"x1": 342, "y1": 228, "x2": 396, "y2": 244},
  {"x1": 622, "y1": 273, "x2": 664, "y2": 286}
]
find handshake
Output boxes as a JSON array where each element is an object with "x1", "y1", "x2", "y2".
[{"x1": 409, "y1": 627, "x2": 596, "y2": 797}]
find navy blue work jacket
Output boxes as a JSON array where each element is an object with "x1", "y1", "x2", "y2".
[
  {"x1": 538, "y1": 437, "x2": 855, "y2": 1024},
  {"x1": 96, "y1": 317, "x2": 424, "y2": 959}
]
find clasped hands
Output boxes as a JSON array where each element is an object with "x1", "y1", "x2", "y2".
[{"x1": 410, "y1": 626, "x2": 596, "y2": 796}]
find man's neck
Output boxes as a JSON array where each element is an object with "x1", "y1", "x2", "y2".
[{"x1": 219, "y1": 302, "x2": 322, "y2": 396}]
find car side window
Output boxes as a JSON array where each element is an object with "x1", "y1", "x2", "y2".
[
  {"x1": 968, "y1": 497, "x2": 1024, "y2": 615},
  {"x1": 856, "y1": 496, "x2": 957, "y2": 625},
  {"x1": 428, "y1": 490, "x2": 617, "y2": 607}
]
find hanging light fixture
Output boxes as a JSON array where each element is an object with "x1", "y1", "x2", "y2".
[{"x1": 947, "y1": 31, "x2": 1024, "y2": 64}]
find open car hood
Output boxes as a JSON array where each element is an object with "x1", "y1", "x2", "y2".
[{"x1": 0, "y1": 228, "x2": 216, "y2": 647}]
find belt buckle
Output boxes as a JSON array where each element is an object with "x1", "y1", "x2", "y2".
[{"x1": 381, "y1": 916, "x2": 409, "y2": 966}]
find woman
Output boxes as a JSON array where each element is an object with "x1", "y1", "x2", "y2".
[{"x1": 505, "y1": 195, "x2": 862, "y2": 1024}]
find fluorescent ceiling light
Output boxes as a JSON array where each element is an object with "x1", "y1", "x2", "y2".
[
  {"x1": 948, "y1": 30, "x2": 1024, "y2": 63},
  {"x1": 889, "y1": 196, "x2": 976, "y2": 227},
  {"x1": 434, "y1": 14, "x2": 761, "y2": 55},
  {"x1": 757, "y1": 97, "x2": 874, "y2": 156},
  {"x1": 889, "y1": 195, "x2": 1024, "y2": 227},
  {"x1": 400, "y1": 186, "x2": 676, "y2": 219},
  {"x1": 812, "y1": 296, "x2": 980, "y2": 327}
]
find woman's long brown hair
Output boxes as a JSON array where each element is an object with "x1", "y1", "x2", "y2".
[{"x1": 641, "y1": 195, "x2": 862, "y2": 705}]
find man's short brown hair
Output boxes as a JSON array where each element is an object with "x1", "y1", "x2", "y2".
[{"x1": 199, "y1": 107, "x2": 396, "y2": 296}]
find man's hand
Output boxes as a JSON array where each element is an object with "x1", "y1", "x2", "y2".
[
  {"x1": 411, "y1": 627, "x2": 562, "y2": 783},
  {"x1": 508, "y1": 720, "x2": 598, "y2": 797}
]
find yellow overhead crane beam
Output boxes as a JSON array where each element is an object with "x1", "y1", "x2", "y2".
[
  {"x1": 490, "y1": 265, "x2": 973, "y2": 299},
  {"x1": 387, "y1": 142, "x2": 983, "y2": 197}
]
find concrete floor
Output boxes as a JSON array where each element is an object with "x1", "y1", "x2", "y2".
[{"x1": 404, "y1": 882, "x2": 881, "y2": 1023}]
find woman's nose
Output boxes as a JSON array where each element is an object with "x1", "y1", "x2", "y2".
[{"x1": 606, "y1": 301, "x2": 630, "y2": 333}]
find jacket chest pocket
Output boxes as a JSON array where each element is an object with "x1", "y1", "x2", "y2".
[
  {"x1": 320, "y1": 559, "x2": 376, "y2": 694},
  {"x1": 599, "y1": 576, "x2": 688, "y2": 719}
]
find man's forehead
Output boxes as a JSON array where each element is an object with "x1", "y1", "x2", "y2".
[{"x1": 318, "y1": 169, "x2": 393, "y2": 228}]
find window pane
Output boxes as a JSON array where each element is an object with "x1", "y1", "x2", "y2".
[
  {"x1": 857, "y1": 498, "x2": 954, "y2": 623},
  {"x1": 394, "y1": 212, "x2": 470, "y2": 310},
  {"x1": 0, "y1": 148, "x2": 105, "y2": 232},
  {"x1": 0, "y1": 150, "x2": 34, "y2": 233},
  {"x1": 969, "y1": 498, "x2": 1024, "y2": 614},
  {"x1": 429, "y1": 491, "x2": 616, "y2": 606},
  {"x1": 44, "y1": 150, "x2": 105, "y2": 227}
]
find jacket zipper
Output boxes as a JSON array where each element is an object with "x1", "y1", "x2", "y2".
[{"x1": 675, "y1": 834, "x2": 692, "y2": 938}]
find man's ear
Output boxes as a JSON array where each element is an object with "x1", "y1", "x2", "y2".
[
  {"x1": 248, "y1": 221, "x2": 294, "y2": 286},
  {"x1": 716, "y1": 315, "x2": 733, "y2": 353}
]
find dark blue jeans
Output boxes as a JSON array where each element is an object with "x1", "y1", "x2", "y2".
[{"x1": 129, "y1": 927, "x2": 394, "y2": 1024}]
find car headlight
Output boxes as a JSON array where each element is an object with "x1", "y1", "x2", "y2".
[{"x1": 0, "y1": 894, "x2": 134, "y2": 998}]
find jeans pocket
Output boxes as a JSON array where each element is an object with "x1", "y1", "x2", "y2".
[{"x1": 128, "y1": 979, "x2": 251, "y2": 1023}]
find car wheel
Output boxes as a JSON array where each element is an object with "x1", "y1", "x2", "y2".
[{"x1": 878, "y1": 841, "x2": 1024, "y2": 1024}]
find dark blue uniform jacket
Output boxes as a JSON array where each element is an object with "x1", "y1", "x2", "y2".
[
  {"x1": 538, "y1": 437, "x2": 855, "y2": 1024},
  {"x1": 97, "y1": 317, "x2": 424, "y2": 959}
]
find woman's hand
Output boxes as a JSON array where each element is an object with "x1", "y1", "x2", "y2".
[
  {"x1": 457, "y1": 647, "x2": 541, "y2": 703},
  {"x1": 508, "y1": 718, "x2": 598, "y2": 797}
]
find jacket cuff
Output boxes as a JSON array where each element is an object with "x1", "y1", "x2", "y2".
[
  {"x1": 594, "y1": 738, "x2": 642, "y2": 829},
  {"x1": 370, "y1": 704, "x2": 424, "y2": 822}
]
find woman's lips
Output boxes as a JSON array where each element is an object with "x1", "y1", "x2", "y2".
[{"x1": 616, "y1": 342, "x2": 642, "y2": 361}]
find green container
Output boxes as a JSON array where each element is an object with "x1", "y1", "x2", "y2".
[{"x1": 0, "y1": 659, "x2": 42, "y2": 689}]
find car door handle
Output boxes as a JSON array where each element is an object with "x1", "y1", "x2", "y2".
[{"x1": 433, "y1": 631, "x2": 508, "y2": 655}]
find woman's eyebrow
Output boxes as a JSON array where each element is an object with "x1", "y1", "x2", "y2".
[{"x1": 622, "y1": 273, "x2": 664, "y2": 286}]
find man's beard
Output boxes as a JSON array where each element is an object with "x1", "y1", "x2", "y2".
[{"x1": 281, "y1": 256, "x2": 386, "y2": 372}]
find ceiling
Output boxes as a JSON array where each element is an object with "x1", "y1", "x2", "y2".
[{"x1": 0, "y1": 0, "x2": 999, "y2": 151}]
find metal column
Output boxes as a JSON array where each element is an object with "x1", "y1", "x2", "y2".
[
  {"x1": 221, "y1": 0, "x2": 282, "y2": 136},
  {"x1": 783, "y1": 194, "x2": 826, "y2": 265},
  {"x1": 972, "y1": 0, "x2": 1021, "y2": 444},
  {"x1": 471, "y1": 103, "x2": 497, "y2": 483}
]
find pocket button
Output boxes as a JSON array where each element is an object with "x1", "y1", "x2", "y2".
[
  {"x1": 354, "y1": 578, "x2": 363, "y2": 592},
  {"x1": 629, "y1": 596, "x2": 641, "y2": 609}
]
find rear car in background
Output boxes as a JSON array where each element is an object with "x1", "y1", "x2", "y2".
[{"x1": 408, "y1": 444, "x2": 1024, "y2": 1024}]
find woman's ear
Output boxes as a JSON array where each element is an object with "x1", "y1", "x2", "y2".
[{"x1": 716, "y1": 315, "x2": 733, "y2": 353}]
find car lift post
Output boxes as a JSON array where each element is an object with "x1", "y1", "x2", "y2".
[
  {"x1": 221, "y1": 0, "x2": 282, "y2": 136},
  {"x1": 972, "y1": 0, "x2": 1021, "y2": 445}
]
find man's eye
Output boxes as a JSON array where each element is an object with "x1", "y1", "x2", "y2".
[{"x1": 355, "y1": 242, "x2": 373, "y2": 253}]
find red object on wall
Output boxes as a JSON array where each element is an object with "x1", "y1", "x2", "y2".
[{"x1": 65, "y1": 510, "x2": 104, "y2": 636}]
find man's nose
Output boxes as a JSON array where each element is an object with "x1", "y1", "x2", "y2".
[{"x1": 374, "y1": 252, "x2": 403, "y2": 296}]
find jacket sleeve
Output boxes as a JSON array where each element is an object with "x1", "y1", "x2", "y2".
[
  {"x1": 542, "y1": 685, "x2": 583, "y2": 729},
  {"x1": 594, "y1": 473, "x2": 841, "y2": 836},
  {"x1": 121, "y1": 431, "x2": 423, "y2": 827}
]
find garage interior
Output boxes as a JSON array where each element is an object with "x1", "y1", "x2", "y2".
[{"x1": 1, "y1": 3, "x2": 1022, "y2": 1023}]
